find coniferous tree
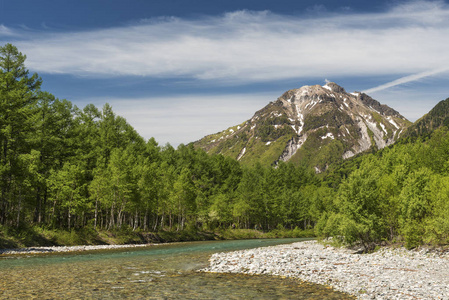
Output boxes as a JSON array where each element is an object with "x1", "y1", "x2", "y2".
[{"x1": 0, "y1": 44, "x2": 41, "y2": 225}]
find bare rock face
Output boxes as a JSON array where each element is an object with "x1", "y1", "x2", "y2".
[{"x1": 194, "y1": 83, "x2": 411, "y2": 171}]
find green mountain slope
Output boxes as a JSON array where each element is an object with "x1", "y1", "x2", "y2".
[
  {"x1": 403, "y1": 98, "x2": 449, "y2": 139},
  {"x1": 194, "y1": 83, "x2": 411, "y2": 171}
]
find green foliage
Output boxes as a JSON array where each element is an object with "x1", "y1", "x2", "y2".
[
  {"x1": 303, "y1": 110, "x2": 353, "y2": 131},
  {"x1": 290, "y1": 130, "x2": 347, "y2": 170},
  {"x1": 424, "y1": 176, "x2": 449, "y2": 245},
  {"x1": 366, "y1": 127, "x2": 375, "y2": 147},
  {"x1": 239, "y1": 135, "x2": 293, "y2": 167},
  {"x1": 218, "y1": 228, "x2": 266, "y2": 240},
  {"x1": 254, "y1": 116, "x2": 295, "y2": 143},
  {"x1": 3, "y1": 43, "x2": 449, "y2": 250},
  {"x1": 318, "y1": 126, "x2": 449, "y2": 249},
  {"x1": 403, "y1": 98, "x2": 449, "y2": 139},
  {"x1": 331, "y1": 158, "x2": 386, "y2": 249},
  {"x1": 0, "y1": 53, "x2": 319, "y2": 238},
  {"x1": 314, "y1": 139, "x2": 346, "y2": 170}
]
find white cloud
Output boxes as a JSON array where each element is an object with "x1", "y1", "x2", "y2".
[
  {"x1": 2, "y1": 1, "x2": 448, "y2": 146},
  {"x1": 369, "y1": 83, "x2": 449, "y2": 121},
  {"x1": 363, "y1": 68, "x2": 449, "y2": 94},
  {"x1": 81, "y1": 93, "x2": 277, "y2": 146},
  {"x1": 0, "y1": 24, "x2": 17, "y2": 37},
  {"x1": 4, "y1": 0, "x2": 449, "y2": 85}
]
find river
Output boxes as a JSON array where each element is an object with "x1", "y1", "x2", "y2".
[{"x1": 0, "y1": 238, "x2": 352, "y2": 299}]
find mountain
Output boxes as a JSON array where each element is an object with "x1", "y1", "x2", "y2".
[
  {"x1": 194, "y1": 83, "x2": 411, "y2": 171},
  {"x1": 402, "y1": 97, "x2": 449, "y2": 139}
]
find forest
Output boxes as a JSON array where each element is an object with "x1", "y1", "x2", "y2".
[
  {"x1": 0, "y1": 44, "x2": 320, "y2": 238},
  {"x1": 1, "y1": 43, "x2": 449, "y2": 249},
  {"x1": 318, "y1": 128, "x2": 449, "y2": 249}
]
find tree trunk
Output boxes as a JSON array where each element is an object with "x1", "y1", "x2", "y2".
[
  {"x1": 16, "y1": 192, "x2": 22, "y2": 228},
  {"x1": 42, "y1": 187, "x2": 48, "y2": 225},
  {"x1": 143, "y1": 208, "x2": 148, "y2": 231},
  {"x1": 68, "y1": 208, "x2": 71, "y2": 230},
  {"x1": 94, "y1": 197, "x2": 98, "y2": 230},
  {"x1": 109, "y1": 203, "x2": 115, "y2": 229},
  {"x1": 160, "y1": 214, "x2": 164, "y2": 231},
  {"x1": 169, "y1": 214, "x2": 172, "y2": 231},
  {"x1": 133, "y1": 210, "x2": 138, "y2": 231},
  {"x1": 153, "y1": 213, "x2": 158, "y2": 231}
]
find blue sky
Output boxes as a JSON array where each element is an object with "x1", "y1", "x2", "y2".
[{"x1": 1, "y1": 0, "x2": 449, "y2": 146}]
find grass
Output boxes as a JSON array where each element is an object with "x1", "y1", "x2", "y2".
[
  {"x1": 0, "y1": 225, "x2": 106, "y2": 248},
  {"x1": 217, "y1": 228, "x2": 315, "y2": 240},
  {"x1": 0, "y1": 225, "x2": 316, "y2": 249}
]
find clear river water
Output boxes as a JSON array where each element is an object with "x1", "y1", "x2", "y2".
[{"x1": 0, "y1": 238, "x2": 352, "y2": 299}]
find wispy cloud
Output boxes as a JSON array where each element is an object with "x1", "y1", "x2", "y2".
[
  {"x1": 3, "y1": 0, "x2": 448, "y2": 86},
  {"x1": 0, "y1": 24, "x2": 17, "y2": 37},
  {"x1": 368, "y1": 83, "x2": 449, "y2": 121},
  {"x1": 363, "y1": 68, "x2": 449, "y2": 93}
]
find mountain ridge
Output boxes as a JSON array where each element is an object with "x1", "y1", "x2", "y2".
[
  {"x1": 194, "y1": 83, "x2": 411, "y2": 171},
  {"x1": 402, "y1": 97, "x2": 449, "y2": 139}
]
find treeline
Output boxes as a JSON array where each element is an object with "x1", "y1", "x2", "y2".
[
  {"x1": 0, "y1": 44, "x2": 320, "y2": 233},
  {"x1": 3, "y1": 43, "x2": 449, "y2": 249},
  {"x1": 317, "y1": 127, "x2": 449, "y2": 249}
]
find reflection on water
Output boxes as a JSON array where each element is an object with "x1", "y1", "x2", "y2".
[{"x1": 0, "y1": 239, "x2": 353, "y2": 299}]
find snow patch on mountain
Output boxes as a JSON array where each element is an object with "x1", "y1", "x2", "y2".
[
  {"x1": 323, "y1": 84, "x2": 332, "y2": 91},
  {"x1": 195, "y1": 82, "x2": 410, "y2": 170},
  {"x1": 321, "y1": 132, "x2": 335, "y2": 140},
  {"x1": 237, "y1": 147, "x2": 246, "y2": 161},
  {"x1": 387, "y1": 116, "x2": 400, "y2": 129}
]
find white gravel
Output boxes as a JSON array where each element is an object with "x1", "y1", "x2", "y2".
[
  {"x1": 202, "y1": 240, "x2": 449, "y2": 299},
  {"x1": 0, "y1": 243, "x2": 154, "y2": 255}
]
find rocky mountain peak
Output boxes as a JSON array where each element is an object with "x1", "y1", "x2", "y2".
[
  {"x1": 194, "y1": 83, "x2": 411, "y2": 171},
  {"x1": 324, "y1": 82, "x2": 346, "y2": 93}
]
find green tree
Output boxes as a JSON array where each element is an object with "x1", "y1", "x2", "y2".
[
  {"x1": 234, "y1": 165, "x2": 264, "y2": 229},
  {"x1": 424, "y1": 175, "x2": 449, "y2": 245},
  {"x1": 136, "y1": 156, "x2": 160, "y2": 231},
  {"x1": 170, "y1": 167, "x2": 196, "y2": 231},
  {"x1": 0, "y1": 44, "x2": 41, "y2": 225},
  {"x1": 47, "y1": 162, "x2": 86, "y2": 229},
  {"x1": 88, "y1": 166, "x2": 109, "y2": 229},
  {"x1": 332, "y1": 157, "x2": 386, "y2": 250},
  {"x1": 29, "y1": 92, "x2": 76, "y2": 224},
  {"x1": 105, "y1": 147, "x2": 138, "y2": 229},
  {"x1": 398, "y1": 167, "x2": 433, "y2": 248}
]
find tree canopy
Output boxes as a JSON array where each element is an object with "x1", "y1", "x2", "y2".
[
  {"x1": 0, "y1": 44, "x2": 320, "y2": 233},
  {"x1": 2, "y1": 43, "x2": 449, "y2": 250}
]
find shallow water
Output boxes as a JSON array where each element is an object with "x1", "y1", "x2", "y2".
[{"x1": 0, "y1": 238, "x2": 353, "y2": 299}]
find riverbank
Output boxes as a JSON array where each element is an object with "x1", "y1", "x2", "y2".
[
  {"x1": 0, "y1": 226, "x2": 220, "y2": 250},
  {"x1": 0, "y1": 239, "x2": 350, "y2": 299},
  {"x1": 203, "y1": 240, "x2": 449, "y2": 299},
  {"x1": 0, "y1": 225, "x2": 314, "y2": 253},
  {"x1": 0, "y1": 243, "x2": 157, "y2": 255}
]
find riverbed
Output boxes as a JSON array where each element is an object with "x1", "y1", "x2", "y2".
[
  {"x1": 204, "y1": 240, "x2": 449, "y2": 299},
  {"x1": 0, "y1": 239, "x2": 352, "y2": 299}
]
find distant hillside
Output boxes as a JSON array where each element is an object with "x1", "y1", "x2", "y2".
[
  {"x1": 403, "y1": 98, "x2": 449, "y2": 139},
  {"x1": 194, "y1": 83, "x2": 411, "y2": 171}
]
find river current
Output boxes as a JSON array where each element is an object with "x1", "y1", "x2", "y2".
[{"x1": 0, "y1": 238, "x2": 352, "y2": 299}]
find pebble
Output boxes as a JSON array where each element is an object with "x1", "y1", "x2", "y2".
[{"x1": 202, "y1": 240, "x2": 449, "y2": 299}]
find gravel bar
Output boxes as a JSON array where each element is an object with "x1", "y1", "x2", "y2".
[
  {"x1": 202, "y1": 240, "x2": 449, "y2": 299},
  {"x1": 0, "y1": 243, "x2": 155, "y2": 255}
]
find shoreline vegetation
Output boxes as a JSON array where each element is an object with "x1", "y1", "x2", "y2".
[
  {"x1": 1, "y1": 43, "x2": 449, "y2": 257},
  {"x1": 0, "y1": 44, "x2": 321, "y2": 255},
  {"x1": 0, "y1": 226, "x2": 315, "y2": 254}
]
